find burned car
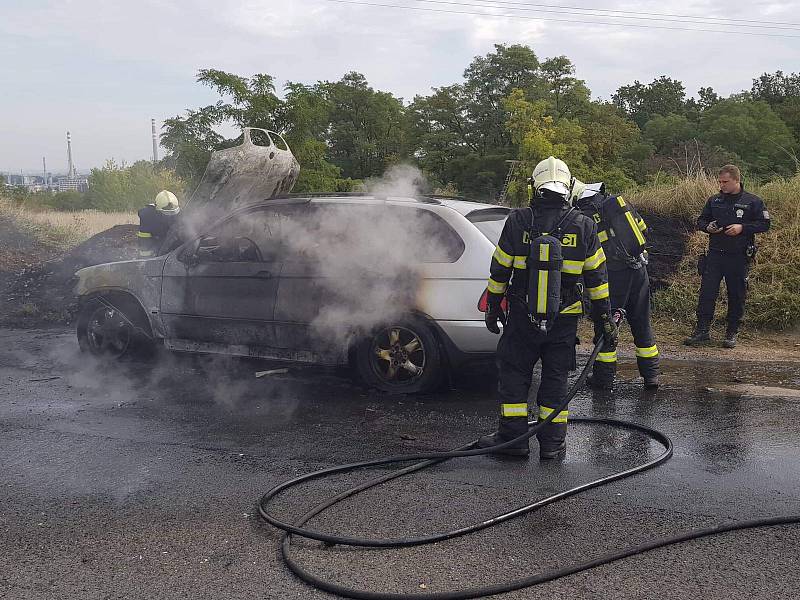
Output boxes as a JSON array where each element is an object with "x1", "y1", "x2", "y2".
[{"x1": 74, "y1": 195, "x2": 510, "y2": 392}]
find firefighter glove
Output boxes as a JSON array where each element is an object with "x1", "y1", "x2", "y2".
[
  {"x1": 598, "y1": 312, "x2": 619, "y2": 346},
  {"x1": 485, "y1": 304, "x2": 507, "y2": 335}
]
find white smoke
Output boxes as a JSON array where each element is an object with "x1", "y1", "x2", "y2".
[{"x1": 278, "y1": 164, "x2": 449, "y2": 346}]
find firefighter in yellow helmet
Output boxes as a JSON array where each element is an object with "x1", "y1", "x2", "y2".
[
  {"x1": 478, "y1": 157, "x2": 616, "y2": 459},
  {"x1": 137, "y1": 190, "x2": 180, "y2": 257}
]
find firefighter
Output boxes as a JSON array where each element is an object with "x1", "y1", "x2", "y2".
[
  {"x1": 684, "y1": 165, "x2": 770, "y2": 348},
  {"x1": 576, "y1": 183, "x2": 659, "y2": 390},
  {"x1": 478, "y1": 157, "x2": 616, "y2": 459},
  {"x1": 137, "y1": 190, "x2": 180, "y2": 257}
]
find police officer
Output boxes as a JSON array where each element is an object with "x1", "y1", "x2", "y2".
[
  {"x1": 576, "y1": 183, "x2": 659, "y2": 390},
  {"x1": 137, "y1": 190, "x2": 180, "y2": 257},
  {"x1": 684, "y1": 165, "x2": 770, "y2": 348},
  {"x1": 478, "y1": 157, "x2": 617, "y2": 459}
]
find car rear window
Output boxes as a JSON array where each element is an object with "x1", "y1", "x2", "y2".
[{"x1": 467, "y1": 209, "x2": 510, "y2": 245}]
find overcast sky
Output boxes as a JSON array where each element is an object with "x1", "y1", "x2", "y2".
[{"x1": 1, "y1": 0, "x2": 798, "y2": 173}]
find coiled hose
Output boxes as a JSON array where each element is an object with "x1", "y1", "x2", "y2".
[{"x1": 258, "y1": 325, "x2": 800, "y2": 599}]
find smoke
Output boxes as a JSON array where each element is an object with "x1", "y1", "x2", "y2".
[
  {"x1": 278, "y1": 164, "x2": 449, "y2": 346},
  {"x1": 363, "y1": 163, "x2": 431, "y2": 198},
  {"x1": 163, "y1": 163, "x2": 452, "y2": 350}
]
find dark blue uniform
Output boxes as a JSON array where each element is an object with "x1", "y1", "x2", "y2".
[
  {"x1": 484, "y1": 197, "x2": 610, "y2": 456},
  {"x1": 695, "y1": 188, "x2": 770, "y2": 333},
  {"x1": 137, "y1": 204, "x2": 177, "y2": 257},
  {"x1": 577, "y1": 192, "x2": 658, "y2": 387}
]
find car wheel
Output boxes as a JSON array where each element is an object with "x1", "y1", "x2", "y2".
[
  {"x1": 355, "y1": 318, "x2": 444, "y2": 393},
  {"x1": 77, "y1": 298, "x2": 150, "y2": 359}
]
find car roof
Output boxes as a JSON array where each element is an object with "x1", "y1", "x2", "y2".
[{"x1": 257, "y1": 193, "x2": 508, "y2": 217}]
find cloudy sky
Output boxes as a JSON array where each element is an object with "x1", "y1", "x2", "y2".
[{"x1": 1, "y1": 0, "x2": 798, "y2": 173}]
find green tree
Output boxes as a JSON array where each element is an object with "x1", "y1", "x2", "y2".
[
  {"x1": 699, "y1": 99, "x2": 797, "y2": 177},
  {"x1": 323, "y1": 72, "x2": 406, "y2": 180},
  {"x1": 751, "y1": 71, "x2": 800, "y2": 142},
  {"x1": 407, "y1": 44, "x2": 541, "y2": 197},
  {"x1": 86, "y1": 160, "x2": 185, "y2": 211},
  {"x1": 613, "y1": 76, "x2": 687, "y2": 128},
  {"x1": 643, "y1": 113, "x2": 698, "y2": 154},
  {"x1": 539, "y1": 55, "x2": 590, "y2": 120}
]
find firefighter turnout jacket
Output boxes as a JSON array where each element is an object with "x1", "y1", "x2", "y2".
[
  {"x1": 697, "y1": 187, "x2": 770, "y2": 253},
  {"x1": 577, "y1": 191, "x2": 659, "y2": 385},
  {"x1": 137, "y1": 204, "x2": 177, "y2": 257},
  {"x1": 487, "y1": 197, "x2": 611, "y2": 318},
  {"x1": 578, "y1": 193, "x2": 648, "y2": 270}
]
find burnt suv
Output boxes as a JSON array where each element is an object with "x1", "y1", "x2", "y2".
[{"x1": 74, "y1": 194, "x2": 510, "y2": 392}]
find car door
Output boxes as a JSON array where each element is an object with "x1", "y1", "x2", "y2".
[
  {"x1": 272, "y1": 203, "x2": 466, "y2": 354},
  {"x1": 160, "y1": 208, "x2": 283, "y2": 348}
]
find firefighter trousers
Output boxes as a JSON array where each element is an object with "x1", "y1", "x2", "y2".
[
  {"x1": 495, "y1": 305, "x2": 577, "y2": 451},
  {"x1": 593, "y1": 266, "x2": 659, "y2": 385},
  {"x1": 697, "y1": 250, "x2": 749, "y2": 333}
]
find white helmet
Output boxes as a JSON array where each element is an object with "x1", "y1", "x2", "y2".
[
  {"x1": 154, "y1": 190, "x2": 180, "y2": 214},
  {"x1": 531, "y1": 156, "x2": 572, "y2": 198},
  {"x1": 579, "y1": 182, "x2": 605, "y2": 200}
]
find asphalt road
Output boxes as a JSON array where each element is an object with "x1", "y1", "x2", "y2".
[{"x1": 1, "y1": 327, "x2": 799, "y2": 600}]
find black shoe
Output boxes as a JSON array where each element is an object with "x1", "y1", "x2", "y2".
[
  {"x1": 539, "y1": 442, "x2": 566, "y2": 460},
  {"x1": 476, "y1": 433, "x2": 530, "y2": 457},
  {"x1": 683, "y1": 330, "x2": 710, "y2": 346},
  {"x1": 722, "y1": 332, "x2": 737, "y2": 348},
  {"x1": 643, "y1": 376, "x2": 660, "y2": 390},
  {"x1": 586, "y1": 374, "x2": 612, "y2": 390}
]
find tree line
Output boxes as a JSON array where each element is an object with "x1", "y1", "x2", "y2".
[{"x1": 161, "y1": 44, "x2": 798, "y2": 204}]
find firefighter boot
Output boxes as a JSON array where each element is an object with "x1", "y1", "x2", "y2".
[
  {"x1": 683, "y1": 321, "x2": 711, "y2": 346},
  {"x1": 722, "y1": 328, "x2": 738, "y2": 349},
  {"x1": 537, "y1": 421, "x2": 567, "y2": 460},
  {"x1": 476, "y1": 418, "x2": 530, "y2": 457},
  {"x1": 643, "y1": 374, "x2": 660, "y2": 390}
]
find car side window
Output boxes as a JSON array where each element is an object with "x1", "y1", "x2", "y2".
[
  {"x1": 387, "y1": 206, "x2": 465, "y2": 263},
  {"x1": 201, "y1": 210, "x2": 280, "y2": 263}
]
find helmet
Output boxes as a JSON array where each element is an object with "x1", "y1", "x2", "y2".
[
  {"x1": 579, "y1": 182, "x2": 606, "y2": 200},
  {"x1": 531, "y1": 156, "x2": 572, "y2": 197},
  {"x1": 570, "y1": 179, "x2": 587, "y2": 204},
  {"x1": 154, "y1": 190, "x2": 180, "y2": 214}
]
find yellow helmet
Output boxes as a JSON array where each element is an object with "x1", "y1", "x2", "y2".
[
  {"x1": 154, "y1": 190, "x2": 179, "y2": 214},
  {"x1": 531, "y1": 156, "x2": 572, "y2": 197}
]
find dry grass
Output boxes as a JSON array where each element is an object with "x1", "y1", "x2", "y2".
[
  {"x1": 0, "y1": 198, "x2": 135, "y2": 250},
  {"x1": 627, "y1": 172, "x2": 719, "y2": 224}
]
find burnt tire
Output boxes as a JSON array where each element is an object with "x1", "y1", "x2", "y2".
[
  {"x1": 355, "y1": 318, "x2": 444, "y2": 394},
  {"x1": 76, "y1": 297, "x2": 153, "y2": 360}
]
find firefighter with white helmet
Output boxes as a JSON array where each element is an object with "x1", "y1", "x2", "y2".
[
  {"x1": 137, "y1": 190, "x2": 180, "y2": 257},
  {"x1": 478, "y1": 157, "x2": 616, "y2": 459},
  {"x1": 576, "y1": 183, "x2": 659, "y2": 390}
]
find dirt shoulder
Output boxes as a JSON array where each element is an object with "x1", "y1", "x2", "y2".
[
  {"x1": 0, "y1": 212, "x2": 137, "y2": 326},
  {"x1": 577, "y1": 318, "x2": 800, "y2": 364}
]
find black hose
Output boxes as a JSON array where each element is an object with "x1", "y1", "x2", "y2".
[{"x1": 257, "y1": 330, "x2": 800, "y2": 599}]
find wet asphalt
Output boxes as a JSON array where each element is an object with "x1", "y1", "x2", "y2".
[{"x1": 1, "y1": 327, "x2": 799, "y2": 600}]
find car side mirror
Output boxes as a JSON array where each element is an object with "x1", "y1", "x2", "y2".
[{"x1": 178, "y1": 236, "x2": 218, "y2": 267}]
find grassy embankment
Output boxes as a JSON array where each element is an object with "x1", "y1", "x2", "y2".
[
  {"x1": 629, "y1": 173, "x2": 800, "y2": 332},
  {"x1": 0, "y1": 197, "x2": 136, "y2": 250},
  {"x1": 2, "y1": 175, "x2": 799, "y2": 333}
]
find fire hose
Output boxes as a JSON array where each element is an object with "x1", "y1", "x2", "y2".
[{"x1": 258, "y1": 310, "x2": 800, "y2": 599}]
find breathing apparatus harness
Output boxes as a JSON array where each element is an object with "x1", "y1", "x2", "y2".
[
  {"x1": 587, "y1": 192, "x2": 647, "y2": 269},
  {"x1": 525, "y1": 204, "x2": 576, "y2": 333}
]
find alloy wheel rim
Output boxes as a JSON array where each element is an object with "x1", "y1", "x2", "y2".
[{"x1": 371, "y1": 326, "x2": 426, "y2": 384}]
